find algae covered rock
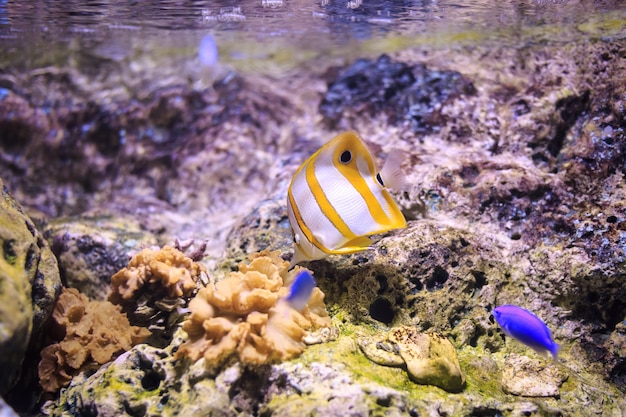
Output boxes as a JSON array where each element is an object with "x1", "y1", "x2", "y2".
[
  {"x1": 605, "y1": 318, "x2": 626, "y2": 392},
  {"x1": 391, "y1": 328, "x2": 465, "y2": 392},
  {"x1": 0, "y1": 178, "x2": 61, "y2": 395},
  {"x1": 46, "y1": 338, "x2": 411, "y2": 417}
]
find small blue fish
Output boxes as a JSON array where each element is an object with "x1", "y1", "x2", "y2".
[
  {"x1": 493, "y1": 305, "x2": 559, "y2": 360},
  {"x1": 284, "y1": 270, "x2": 316, "y2": 311},
  {"x1": 198, "y1": 34, "x2": 218, "y2": 67}
]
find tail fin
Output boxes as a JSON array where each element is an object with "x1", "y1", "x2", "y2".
[{"x1": 551, "y1": 343, "x2": 560, "y2": 362}]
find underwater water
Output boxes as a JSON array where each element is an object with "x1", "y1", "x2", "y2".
[
  {"x1": 1, "y1": 0, "x2": 624, "y2": 72},
  {"x1": 1, "y1": 1, "x2": 626, "y2": 417}
]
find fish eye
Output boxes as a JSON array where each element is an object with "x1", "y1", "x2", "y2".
[
  {"x1": 376, "y1": 173, "x2": 384, "y2": 186},
  {"x1": 339, "y1": 150, "x2": 352, "y2": 164}
]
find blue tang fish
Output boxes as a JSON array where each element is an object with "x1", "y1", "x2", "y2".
[
  {"x1": 284, "y1": 270, "x2": 317, "y2": 311},
  {"x1": 287, "y1": 131, "x2": 407, "y2": 266},
  {"x1": 493, "y1": 305, "x2": 560, "y2": 360}
]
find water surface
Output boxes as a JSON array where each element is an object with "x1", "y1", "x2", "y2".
[{"x1": 1, "y1": 0, "x2": 624, "y2": 72}]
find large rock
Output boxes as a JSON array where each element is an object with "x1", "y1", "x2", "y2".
[
  {"x1": 0, "y1": 178, "x2": 61, "y2": 395},
  {"x1": 44, "y1": 335, "x2": 411, "y2": 417}
]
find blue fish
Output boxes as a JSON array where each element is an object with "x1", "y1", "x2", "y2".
[
  {"x1": 493, "y1": 305, "x2": 559, "y2": 360},
  {"x1": 198, "y1": 34, "x2": 219, "y2": 67},
  {"x1": 284, "y1": 270, "x2": 317, "y2": 311}
]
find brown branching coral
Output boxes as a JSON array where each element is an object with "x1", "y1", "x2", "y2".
[
  {"x1": 176, "y1": 251, "x2": 331, "y2": 370},
  {"x1": 109, "y1": 245, "x2": 207, "y2": 346},
  {"x1": 38, "y1": 288, "x2": 150, "y2": 392}
]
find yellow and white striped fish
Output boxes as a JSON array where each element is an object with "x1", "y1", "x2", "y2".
[{"x1": 287, "y1": 130, "x2": 407, "y2": 266}]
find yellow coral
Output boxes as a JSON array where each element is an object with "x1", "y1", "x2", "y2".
[
  {"x1": 38, "y1": 288, "x2": 151, "y2": 393},
  {"x1": 109, "y1": 245, "x2": 204, "y2": 304},
  {"x1": 176, "y1": 250, "x2": 331, "y2": 370}
]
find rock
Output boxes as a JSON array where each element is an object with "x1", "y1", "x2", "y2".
[
  {"x1": 450, "y1": 318, "x2": 477, "y2": 347},
  {"x1": 223, "y1": 196, "x2": 293, "y2": 268},
  {"x1": 264, "y1": 362, "x2": 404, "y2": 417},
  {"x1": 391, "y1": 327, "x2": 465, "y2": 392},
  {"x1": 500, "y1": 354, "x2": 567, "y2": 397},
  {"x1": 319, "y1": 54, "x2": 476, "y2": 133},
  {"x1": 357, "y1": 334, "x2": 405, "y2": 367},
  {"x1": 45, "y1": 342, "x2": 180, "y2": 417},
  {"x1": 0, "y1": 67, "x2": 297, "y2": 268},
  {"x1": 46, "y1": 334, "x2": 410, "y2": 417},
  {"x1": 46, "y1": 216, "x2": 159, "y2": 300},
  {"x1": 358, "y1": 326, "x2": 465, "y2": 392},
  {"x1": 603, "y1": 316, "x2": 626, "y2": 391},
  {"x1": 0, "y1": 178, "x2": 61, "y2": 395}
]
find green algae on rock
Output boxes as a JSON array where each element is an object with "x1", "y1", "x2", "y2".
[
  {"x1": 45, "y1": 338, "x2": 411, "y2": 417},
  {"x1": 0, "y1": 178, "x2": 61, "y2": 395}
]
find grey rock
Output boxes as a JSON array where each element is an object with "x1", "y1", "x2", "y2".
[
  {"x1": 47, "y1": 216, "x2": 159, "y2": 300},
  {"x1": 501, "y1": 354, "x2": 567, "y2": 397}
]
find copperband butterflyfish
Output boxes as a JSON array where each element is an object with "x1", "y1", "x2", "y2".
[{"x1": 287, "y1": 130, "x2": 407, "y2": 266}]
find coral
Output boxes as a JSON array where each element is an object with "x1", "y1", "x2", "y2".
[
  {"x1": 38, "y1": 288, "x2": 150, "y2": 393},
  {"x1": 176, "y1": 251, "x2": 331, "y2": 370},
  {"x1": 109, "y1": 245, "x2": 207, "y2": 346},
  {"x1": 110, "y1": 245, "x2": 204, "y2": 303}
]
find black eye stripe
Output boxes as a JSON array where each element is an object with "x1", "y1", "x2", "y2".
[
  {"x1": 376, "y1": 173, "x2": 384, "y2": 186},
  {"x1": 339, "y1": 150, "x2": 352, "y2": 164}
]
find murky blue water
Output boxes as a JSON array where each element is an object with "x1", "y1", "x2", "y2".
[{"x1": 0, "y1": 0, "x2": 624, "y2": 73}]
